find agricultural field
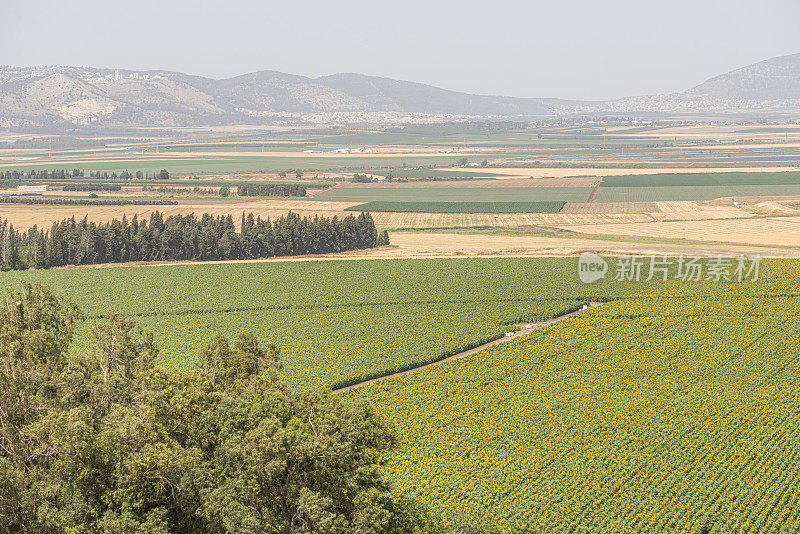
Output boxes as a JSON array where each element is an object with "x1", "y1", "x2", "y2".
[
  {"x1": 5, "y1": 120, "x2": 800, "y2": 533},
  {"x1": 556, "y1": 216, "x2": 800, "y2": 248},
  {"x1": 345, "y1": 201, "x2": 567, "y2": 214},
  {"x1": 0, "y1": 258, "x2": 651, "y2": 390},
  {"x1": 593, "y1": 184, "x2": 800, "y2": 202},
  {"x1": 600, "y1": 171, "x2": 800, "y2": 187},
  {"x1": 0, "y1": 199, "x2": 359, "y2": 232},
  {"x1": 4, "y1": 123, "x2": 800, "y2": 257},
  {"x1": 351, "y1": 259, "x2": 800, "y2": 532},
  {"x1": 313, "y1": 186, "x2": 593, "y2": 202},
  {"x1": 0, "y1": 154, "x2": 496, "y2": 175}
]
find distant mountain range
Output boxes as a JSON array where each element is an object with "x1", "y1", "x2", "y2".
[
  {"x1": 1, "y1": 53, "x2": 799, "y2": 129},
  {"x1": 688, "y1": 53, "x2": 800, "y2": 100}
]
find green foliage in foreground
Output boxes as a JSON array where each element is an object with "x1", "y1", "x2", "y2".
[
  {"x1": 0, "y1": 282, "x2": 460, "y2": 534},
  {"x1": 345, "y1": 201, "x2": 566, "y2": 214},
  {"x1": 600, "y1": 170, "x2": 800, "y2": 188}
]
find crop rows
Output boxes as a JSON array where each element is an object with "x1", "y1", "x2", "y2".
[
  {"x1": 0, "y1": 258, "x2": 648, "y2": 390},
  {"x1": 351, "y1": 260, "x2": 800, "y2": 532},
  {"x1": 600, "y1": 171, "x2": 800, "y2": 188},
  {"x1": 345, "y1": 201, "x2": 566, "y2": 214},
  {"x1": 314, "y1": 186, "x2": 593, "y2": 203},
  {"x1": 594, "y1": 184, "x2": 800, "y2": 202}
]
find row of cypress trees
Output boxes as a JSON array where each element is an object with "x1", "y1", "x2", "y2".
[{"x1": 1, "y1": 211, "x2": 389, "y2": 270}]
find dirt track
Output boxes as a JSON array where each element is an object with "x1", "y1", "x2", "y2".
[
  {"x1": 335, "y1": 302, "x2": 603, "y2": 393},
  {"x1": 50, "y1": 228, "x2": 800, "y2": 273}
]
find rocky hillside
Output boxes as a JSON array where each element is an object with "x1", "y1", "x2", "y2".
[
  {"x1": 2, "y1": 54, "x2": 800, "y2": 128},
  {"x1": 687, "y1": 53, "x2": 800, "y2": 100},
  {"x1": 0, "y1": 66, "x2": 553, "y2": 128}
]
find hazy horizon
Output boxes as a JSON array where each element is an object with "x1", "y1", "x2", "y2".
[{"x1": 3, "y1": 0, "x2": 800, "y2": 101}]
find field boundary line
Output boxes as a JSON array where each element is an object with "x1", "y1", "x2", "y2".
[
  {"x1": 85, "y1": 296, "x2": 602, "y2": 320},
  {"x1": 334, "y1": 301, "x2": 603, "y2": 393},
  {"x1": 586, "y1": 184, "x2": 600, "y2": 203}
]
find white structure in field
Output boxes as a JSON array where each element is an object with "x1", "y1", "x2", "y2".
[{"x1": 18, "y1": 185, "x2": 49, "y2": 192}]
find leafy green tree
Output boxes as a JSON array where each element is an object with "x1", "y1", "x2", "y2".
[
  {"x1": 0, "y1": 282, "x2": 423, "y2": 534},
  {"x1": 351, "y1": 174, "x2": 373, "y2": 184}
]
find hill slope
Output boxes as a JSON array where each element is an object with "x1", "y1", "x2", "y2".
[
  {"x1": 316, "y1": 73, "x2": 551, "y2": 115},
  {"x1": 0, "y1": 66, "x2": 553, "y2": 128},
  {"x1": 2, "y1": 54, "x2": 800, "y2": 128},
  {"x1": 688, "y1": 53, "x2": 800, "y2": 100}
]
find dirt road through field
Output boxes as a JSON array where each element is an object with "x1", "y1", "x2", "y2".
[{"x1": 334, "y1": 302, "x2": 603, "y2": 393}]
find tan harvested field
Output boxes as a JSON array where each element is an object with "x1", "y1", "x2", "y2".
[
  {"x1": 0, "y1": 199, "x2": 358, "y2": 231},
  {"x1": 370, "y1": 212, "x2": 661, "y2": 228},
  {"x1": 650, "y1": 201, "x2": 749, "y2": 219},
  {"x1": 1, "y1": 197, "x2": 781, "y2": 233},
  {"x1": 560, "y1": 200, "x2": 790, "y2": 222},
  {"x1": 0, "y1": 204, "x2": 664, "y2": 232},
  {"x1": 56, "y1": 230, "x2": 800, "y2": 271},
  {"x1": 556, "y1": 216, "x2": 800, "y2": 248},
  {"x1": 386, "y1": 232, "x2": 800, "y2": 259},
  {"x1": 596, "y1": 201, "x2": 778, "y2": 222},
  {"x1": 707, "y1": 195, "x2": 800, "y2": 207},
  {"x1": 561, "y1": 202, "x2": 660, "y2": 214},
  {"x1": 739, "y1": 200, "x2": 800, "y2": 216}
]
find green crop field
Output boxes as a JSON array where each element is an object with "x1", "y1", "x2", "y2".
[
  {"x1": 350, "y1": 259, "x2": 800, "y2": 532},
  {"x1": 593, "y1": 184, "x2": 800, "y2": 202},
  {"x1": 314, "y1": 186, "x2": 593, "y2": 202},
  {"x1": 345, "y1": 201, "x2": 566, "y2": 213},
  {"x1": 0, "y1": 154, "x2": 494, "y2": 176},
  {"x1": 601, "y1": 171, "x2": 800, "y2": 187},
  {"x1": 0, "y1": 258, "x2": 650, "y2": 391}
]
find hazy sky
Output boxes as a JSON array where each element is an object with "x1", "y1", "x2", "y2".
[{"x1": 3, "y1": 0, "x2": 800, "y2": 100}]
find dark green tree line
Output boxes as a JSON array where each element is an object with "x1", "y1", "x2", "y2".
[
  {"x1": 236, "y1": 184, "x2": 306, "y2": 197},
  {"x1": 62, "y1": 183, "x2": 123, "y2": 192},
  {"x1": 0, "y1": 169, "x2": 84, "y2": 180},
  {"x1": 6, "y1": 211, "x2": 388, "y2": 270}
]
